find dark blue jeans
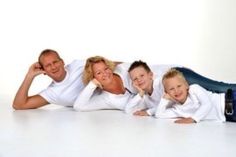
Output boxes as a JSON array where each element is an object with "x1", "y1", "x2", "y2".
[{"x1": 175, "y1": 67, "x2": 236, "y2": 93}]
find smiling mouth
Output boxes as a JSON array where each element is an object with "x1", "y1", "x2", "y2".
[{"x1": 52, "y1": 70, "x2": 60, "y2": 74}]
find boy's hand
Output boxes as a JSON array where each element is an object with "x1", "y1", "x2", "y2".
[
  {"x1": 174, "y1": 117, "x2": 196, "y2": 124},
  {"x1": 163, "y1": 92, "x2": 175, "y2": 101},
  {"x1": 133, "y1": 110, "x2": 149, "y2": 116},
  {"x1": 133, "y1": 82, "x2": 145, "y2": 97}
]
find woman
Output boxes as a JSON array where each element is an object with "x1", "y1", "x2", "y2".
[{"x1": 73, "y1": 56, "x2": 134, "y2": 111}]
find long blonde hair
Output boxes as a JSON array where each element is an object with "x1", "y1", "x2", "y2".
[{"x1": 83, "y1": 56, "x2": 115, "y2": 84}]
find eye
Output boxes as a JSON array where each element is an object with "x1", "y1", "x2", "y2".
[
  {"x1": 53, "y1": 60, "x2": 61, "y2": 64},
  {"x1": 169, "y1": 88, "x2": 174, "y2": 91},
  {"x1": 95, "y1": 71, "x2": 101, "y2": 76},
  {"x1": 105, "y1": 67, "x2": 110, "y2": 71},
  {"x1": 44, "y1": 64, "x2": 51, "y2": 69},
  {"x1": 177, "y1": 84, "x2": 182, "y2": 88}
]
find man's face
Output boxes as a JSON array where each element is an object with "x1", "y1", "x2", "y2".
[{"x1": 40, "y1": 52, "x2": 66, "y2": 82}]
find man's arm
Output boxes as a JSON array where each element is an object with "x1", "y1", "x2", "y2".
[{"x1": 12, "y1": 62, "x2": 49, "y2": 110}]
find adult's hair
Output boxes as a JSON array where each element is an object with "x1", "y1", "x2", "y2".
[
  {"x1": 38, "y1": 49, "x2": 61, "y2": 66},
  {"x1": 128, "y1": 60, "x2": 151, "y2": 73},
  {"x1": 83, "y1": 56, "x2": 115, "y2": 84}
]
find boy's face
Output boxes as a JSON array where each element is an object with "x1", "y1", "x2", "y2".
[
  {"x1": 129, "y1": 66, "x2": 153, "y2": 91},
  {"x1": 164, "y1": 75, "x2": 189, "y2": 104}
]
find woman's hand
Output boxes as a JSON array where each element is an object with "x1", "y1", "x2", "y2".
[{"x1": 92, "y1": 78, "x2": 103, "y2": 89}]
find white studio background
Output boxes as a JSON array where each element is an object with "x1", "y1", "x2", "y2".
[{"x1": 0, "y1": 0, "x2": 236, "y2": 97}]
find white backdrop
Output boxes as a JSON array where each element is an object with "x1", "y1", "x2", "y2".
[{"x1": 0, "y1": 0, "x2": 236, "y2": 97}]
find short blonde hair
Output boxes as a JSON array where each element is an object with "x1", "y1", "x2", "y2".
[
  {"x1": 83, "y1": 56, "x2": 115, "y2": 84},
  {"x1": 162, "y1": 68, "x2": 189, "y2": 89}
]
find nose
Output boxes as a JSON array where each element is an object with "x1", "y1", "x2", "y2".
[{"x1": 51, "y1": 63, "x2": 57, "y2": 69}]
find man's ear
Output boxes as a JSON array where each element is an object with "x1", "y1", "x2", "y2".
[
  {"x1": 61, "y1": 59, "x2": 65, "y2": 66},
  {"x1": 149, "y1": 71, "x2": 154, "y2": 79}
]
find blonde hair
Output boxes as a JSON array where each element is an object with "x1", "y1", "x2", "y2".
[
  {"x1": 82, "y1": 56, "x2": 115, "y2": 84},
  {"x1": 162, "y1": 68, "x2": 189, "y2": 89}
]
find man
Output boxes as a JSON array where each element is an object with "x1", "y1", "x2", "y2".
[{"x1": 13, "y1": 49, "x2": 85, "y2": 109}]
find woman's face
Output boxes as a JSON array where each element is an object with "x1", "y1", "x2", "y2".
[
  {"x1": 92, "y1": 61, "x2": 113, "y2": 86},
  {"x1": 129, "y1": 66, "x2": 153, "y2": 91},
  {"x1": 164, "y1": 75, "x2": 189, "y2": 104}
]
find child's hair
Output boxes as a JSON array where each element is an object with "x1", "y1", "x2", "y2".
[
  {"x1": 162, "y1": 68, "x2": 189, "y2": 86},
  {"x1": 128, "y1": 60, "x2": 151, "y2": 73}
]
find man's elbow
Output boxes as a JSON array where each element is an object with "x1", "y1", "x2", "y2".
[
  {"x1": 12, "y1": 103, "x2": 24, "y2": 110},
  {"x1": 12, "y1": 103, "x2": 35, "y2": 110}
]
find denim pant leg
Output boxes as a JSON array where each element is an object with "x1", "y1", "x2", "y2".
[{"x1": 175, "y1": 67, "x2": 236, "y2": 93}]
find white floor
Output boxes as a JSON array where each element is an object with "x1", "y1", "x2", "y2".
[{"x1": 1, "y1": 94, "x2": 236, "y2": 157}]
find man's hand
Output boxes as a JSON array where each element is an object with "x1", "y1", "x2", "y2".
[{"x1": 27, "y1": 62, "x2": 45, "y2": 78}]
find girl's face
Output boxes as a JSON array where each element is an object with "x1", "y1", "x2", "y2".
[
  {"x1": 129, "y1": 66, "x2": 153, "y2": 91},
  {"x1": 164, "y1": 75, "x2": 189, "y2": 104},
  {"x1": 92, "y1": 61, "x2": 113, "y2": 86}
]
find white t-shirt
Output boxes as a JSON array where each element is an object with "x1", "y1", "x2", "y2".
[
  {"x1": 73, "y1": 63, "x2": 134, "y2": 111},
  {"x1": 39, "y1": 60, "x2": 85, "y2": 106},
  {"x1": 155, "y1": 84, "x2": 225, "y2": 122}
]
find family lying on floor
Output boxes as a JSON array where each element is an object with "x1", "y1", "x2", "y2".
[{"x1": 13, "y1": 49, "x2": 236, "y2": 123}]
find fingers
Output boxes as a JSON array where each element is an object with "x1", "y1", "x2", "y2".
[
  {"x1": 28, "y1": 62, "x2": 45, "y2": 76},
  {"x1": 133, "y1": 110, "x2": 149, "y2": 116},
  {"x1": 92, "y1": 78, "x2": 103, "y2": 89},
  {"x1": 174, "y1": 118, "x2": 195, "y2": 124}
]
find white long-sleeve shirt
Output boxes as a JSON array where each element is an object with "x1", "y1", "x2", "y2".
[
  {"x1": 125, "y1": 75, "x2": 164, "y2": 115},
  {"x1": 155, "y1": 84, "x2": 226, "y2": 122},
  {"x1": 73, "y1": 63, "x2": 134, "y2": 111}
]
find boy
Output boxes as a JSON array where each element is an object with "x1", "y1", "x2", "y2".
[{"x1": 155, "y1": 68, "x2": 235, "y2": 123}]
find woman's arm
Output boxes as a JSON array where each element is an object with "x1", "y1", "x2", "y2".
[{"x1": 73, "y1": 81, "x2": 112, "y2": 111}]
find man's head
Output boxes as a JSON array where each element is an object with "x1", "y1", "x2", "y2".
[{"x1": 38, "y1": 49, "x2": 66, "y2": 82}]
